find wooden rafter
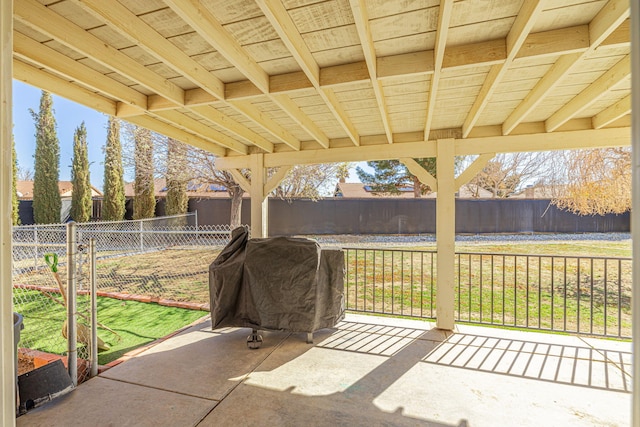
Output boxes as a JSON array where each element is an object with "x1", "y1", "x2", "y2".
[
  {"x1": 545, "y1": 55, "x2": 631, "y2": 132},
  {"x1": 166, "y1": 0, "x2": 327, "y2": 148},
  {"x1": 592, "y1": 94, "x2": 631, "y2": 129},
  {"x1": 424, "y1": 0, "x2": 454, "y2": 141},
  {"x1": 502, "y1": 0, "x2": 630, "y2": 135},
  {"x1": 462, "y1": 0, "x2": 545, "y2": 138},
  {"x1": 348, "y1": 0, "x2": 392, "y2": 144},
  {"x1": 256, "y1": 0, "x2": 358, "y2": 147},
  {"x1": 14, "y1": 0, "x2": 184, "y2": 106}
]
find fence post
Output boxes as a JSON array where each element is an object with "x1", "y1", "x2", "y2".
[
  {"x1": 139, "y1": 220, "x2": 144, "y2": 252},
  {"x1": 66, "y1": 221, "x2": 78, "y2": 386},
  {"x1": 89, "y1": 238, "x2": 98, "y2": 378},
  {"x1": 33, "y1": 227, "x2": 38, "y2": 270}
]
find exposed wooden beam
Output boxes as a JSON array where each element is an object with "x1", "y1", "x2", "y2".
[
  {"x1": 228, "y1": 169, "x2": 251, "y2": 193},
  {"x1": 152, "y1": 110, "x2": 249, "y2": 155},
  {"x1": 502, "y1": 53, "x2": 582, "y2": 135},
  {"x1": 592, "y1": 94, "x2": 631, "y2": 129},
  {"x1": 349, "y1": 0, "x2": 392, "y2": 144},
  {"x1": 165, "y1": 0, "x2": 269, "y2": 94},
  {"x1": 13, "y1": 59, "x2": 117, "y2": 115},
  {"x1": 14, "y1": 0, "x2": 185, "y2": 106},
  {"x1": 125, "y1": 114, "x2": 226, "y2": 157},
  {"x1": 264, "y1": 166, "x2": 292, "y2": 195},
  {"x1": 189, "y1": 106, "x2": 274, "y2": 153},
  {"x1": 455, "y1": 153, "x2": 494, "y2": 189},
  {"x1": 589, "y1": 0, "x2": 630, "y2": 47},
  {"x1": 230, "y1": 101, "x2": 301, "y2": 151},
  {"x1": 13, "y1": 32, "x2": 147, "y2": 110},
  {"x1": 74, "y1": 0, "x2": 224, "y2": 100},
  {"x1": 545, "y1": 55, "x2": 630, "y2": 132},
  {"x1": 425, "y1": 0, "x2": 454, "y2": 141},
  {"x1": 258, "y1": 0, "x2": 359, "y2": 146},
  {"x1": 462, "y1": 0, "x2": 545, "y2": 138},
  {"x1": 400, "y1": 158, "x2": 437, "y2": 192},
  {"x1": 218, "y1": 126, "x2": 630, "y2": 169},
  {"x1": 271, "y1": 94, "x2": 329, "y2": 148},
  {"x1": 503, "y1": 0, "x2": 630, "y2": 134}
]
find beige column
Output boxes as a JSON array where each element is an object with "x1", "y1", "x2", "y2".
[
  {"x1": 1, "y1": 0, "x2": 16, "y2": 424},
  {"x1": 249, "y1": 153, "x2": 268, "y2": 238},
  {"x1": 436, "y1": 138, "x2": 456, "y2": 330}
]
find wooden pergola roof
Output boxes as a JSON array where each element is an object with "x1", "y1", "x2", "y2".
[{"x1": 12, "y1": 0, "x2": 631, "y2": 165}]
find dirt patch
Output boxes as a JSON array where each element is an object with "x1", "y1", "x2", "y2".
[{"x1": 18, "y1": 353, "x2": 34, "y2": 376}]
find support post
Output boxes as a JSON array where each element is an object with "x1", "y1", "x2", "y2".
[
  {"x1": 66, "y1": 222, "x2": 78, "y2": 386},
  {"x1": 1, "y1": 0, "x2": 16, "y2": 423},
  {"x1": 249, "y1": 154, "x2": 268, "y2": 238},
  {"x1": 89, "y1": 239, "x2": 98, "y2": 378},
  {"x1": 630, "y1": 1, "x2": 639, "y2": 425},
  {"x1": 436, "y1": 138, "x2": 456, "y2": 330}
]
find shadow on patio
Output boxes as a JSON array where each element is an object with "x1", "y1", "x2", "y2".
[{"x1": 16, "y1": 314, "x2": 631, "y2": 427}]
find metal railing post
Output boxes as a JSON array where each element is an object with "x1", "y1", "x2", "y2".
[
  {"x1": 139, "y1": 220, "x2": 144, "y2": 252},
  {"x1": 89, "y1": 238, "x2": 98, "y2": 378},
  {"x1": 66, "y1": 221, "x2": 78, "y2": 386}
]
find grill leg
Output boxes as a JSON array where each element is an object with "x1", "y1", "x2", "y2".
[
  {"x1": 247, "y1": 329, "x2": 263, "y2": 349},
  {"x1": 306, "y1": 332, "x2": 313, "y2": 344}
]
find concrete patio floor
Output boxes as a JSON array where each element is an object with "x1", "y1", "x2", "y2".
[{"x1": 16, "y1": 313, "x2": 632, "y2": 427}]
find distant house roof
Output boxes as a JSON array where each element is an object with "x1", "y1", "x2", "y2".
[
  {"x1": 16, "y1": 181, "x2": 103, "y2": 200},
  {"x1": 510, "y1": 184, "x2": 564, "y2": 199},
  {"x1": 124, "y1": 178, "x2": 247, "y2": 199},
  {"x1": 334, "y1": 182, "x2": 493, "y2": 199}
]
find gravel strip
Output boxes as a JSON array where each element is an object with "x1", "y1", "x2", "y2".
[{"x1": 301, "y1": 232, "x2": 631, "y2": 248}]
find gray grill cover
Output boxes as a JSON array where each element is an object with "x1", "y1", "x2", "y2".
[{"x1": 209, "y1": 226, "x2": 345, "y2": 332}]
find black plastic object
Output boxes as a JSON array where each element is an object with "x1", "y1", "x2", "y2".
[
  {"x1": 209, "y1": 226, "x2": 344, "y2": 336},
  {"x1": 18, "y1": 359, "x2": 74, "y2": 414}
]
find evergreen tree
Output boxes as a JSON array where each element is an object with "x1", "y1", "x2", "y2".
[
  {"x1": 102, "y1": 117, "x2": 125, "y2": 221},
  {"x1": 133, "y1": 126, "x2": 155, "y2": 219},
  {"x1": 70, "y1": 122, "x2": 92, "y2": 222},
  {"x1": 357, "y1": 159, "x2": 437, "y2": 198},
  {"x1": 165, "y1": 138, "x2": 189, "y2": 217},
  {"x1": 31, "y1": 91, "x2": 61, "y2": 224},
  {"x1": 12, "y1": 134, "x2": 20, "y2": 225}
]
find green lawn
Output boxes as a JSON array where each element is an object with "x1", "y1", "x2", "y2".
[{"x1": 14, "y1": 289, "x2": 206, "y2": 365}]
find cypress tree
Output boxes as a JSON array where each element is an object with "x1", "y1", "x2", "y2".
[
  {"x1": 70, "y1": 122, "x2": 92, "y2": 222},
  {"x1": 133, "y1": 126, "x2": 155, "y2": 219},
  {"x1": 31, "y1": 91, "x2": 61, "y2": 224},
  {"x1": 102, "y1": 117, "x2": 125, "y2": 221},
  {"x1": 12, "y1": 134, "x2": 20, "y2": 225},
  {"x1": 165, "y1": 138, "x2": 188, "y2": 217}
]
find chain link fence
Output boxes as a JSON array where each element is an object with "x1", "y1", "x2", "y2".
[{"x1": 12, "y1": 214, "x2": 237, "y2": 382}]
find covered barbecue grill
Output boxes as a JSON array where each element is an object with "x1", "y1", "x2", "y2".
[{"x1": 209, "y1": 226, "x2": 345, "y2": 348}]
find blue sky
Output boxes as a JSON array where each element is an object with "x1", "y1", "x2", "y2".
[
  {"x1": 12, "y1": 80, "x2": 364, "y2": 191},
  {"x1": 13, "y1": 80, "x2": 109, "y2": 190}
]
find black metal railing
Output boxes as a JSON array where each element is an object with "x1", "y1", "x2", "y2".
[{"x1": 344, "y1": 248, "x2": 631, "y2": 339}]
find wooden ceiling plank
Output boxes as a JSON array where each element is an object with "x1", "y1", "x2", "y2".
[
  {"x1": 190, "y1": 105, "x2": 274, "y2": 153},
  {"x1": 259, "y1": 0, "x2": 359, "y2": 146},
  {"x1": 73, "y1": 0, "x2": 225, "y2": 100},
  {"x1": 14, "y1": 0, "x2": 185, "y2": 106},
  {"x1": 154, "y1": 110, "x2": 249, "y2": 155},
  {"x1": 349, "y1": 0, "x2": 392, "y2": 144},
  {"x1": 424, "y1": 0, "x2": 454, "y2": 140},
  {"x1": 13, "y1": 59, "x2": 117, "y2": 115},
  {"x1": 462, "y1": 0, "x2": 545, "y2": 138},
  {"x1": 126, "y1": 114, "x2": 226, "y2": 157},
  {"x1": 230, "y1": 101, "x2": 301, "y2": 151},
  {"x1": 592, "y1": 94, "x2": 631, "y2": 129},
  {"x1": 13, "y1": 31, "x2": 147, "y2": 110},
  {"x1": 546, "y1": 54, "x2": 631, "y2": 132},
  {"x1": 165, "y1": 0, "x2": 270, "y2": 94}
]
